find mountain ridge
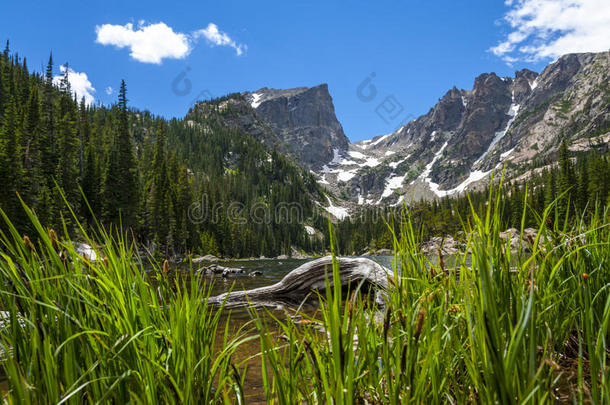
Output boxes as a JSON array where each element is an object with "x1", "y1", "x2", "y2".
[{"x1": 186, "y1": 51, "x2": 610, "y2": 218}]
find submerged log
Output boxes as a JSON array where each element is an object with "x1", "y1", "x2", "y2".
[{"x1": 208, "y1": 256, "x2": 392, "y2": 307}]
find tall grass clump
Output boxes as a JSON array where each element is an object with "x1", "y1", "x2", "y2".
[
  {"x1": 0, "y1": 200, "x2": 248, "y2": 403},
  {"x1": 253, "y1": 187, "x2": 610, "y2": 403}
]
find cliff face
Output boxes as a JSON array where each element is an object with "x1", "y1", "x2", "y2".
[
  {"x1": 187, "y1": 84, "x2": 350, "y2": 171},
  {"x1": 245, "y1": 84, "x2": 350, "y2": 169},
  {"x1": 326, "y1": 51, "x2": 610, "y2": 207}
]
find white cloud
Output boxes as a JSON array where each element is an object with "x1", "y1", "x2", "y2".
[
  {"x1": 95, "y1": 21, "x2": 246, "y2": 63},
  {"x1": 193, "y1": 23, "x2": 246, "y2": 56},
  {"x1": 490, "y1": 0, "x2": 610, "y2": 63},
  {"x1": 95, "y1": 22, "x2": 191, "y2": 64},
  {"x1": 105, "y1": 86, "x2": 114, "y2": 95},
  {"x1": 53, "y1": 66, "x2": 96, "y2": 105}
]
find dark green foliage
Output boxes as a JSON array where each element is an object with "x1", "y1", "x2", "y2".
[
  {"x1": 102, "y1": 80, "x2": 139, "y2": 231},
  {"x1": 0, "y1": 46, "x2": 327, "y2": 259}
]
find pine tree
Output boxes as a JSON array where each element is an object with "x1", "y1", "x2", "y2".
[
  {"x1": 0, "y1": 45, "x2": 6, "y2": 120},
  {"x1": 589, "y1": 154, "x2": 609, "y2": 204},
  {"x1": 78, "y1": 97, "x2": 89, "y2": 177},
  {"x1": 40, "y1": 53, "x2": 56, "y2": 185},
  {"x1": 56, "y1": 67, "x2": 80, "y2": 211},
  {"x1": 150, "y1": 120, "x2": 170, "y2": 251},
  {"x1": 576, "y1": 154, "x2": 589, "y2": 214},
  {"x1": 0, "y1": 95, "x2": 25, "y2": 229},
  {"x1": 21, "y1": 85, "x2": 42, "y2": 209},
  {"x1": 81, "y1": 140, "x2": 99, "y2": 227},
  {"x1": 102, "y1": 80, "x2": 139, "y2": 232},
  {"x1": 557, "y1": 138, "x2": 575, "y2": 219}
]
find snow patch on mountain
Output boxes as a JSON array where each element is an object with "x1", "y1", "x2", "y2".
[
  {"x1": 250, "y1": 93, "x2": 263, "y2": 108},
  {"x1": 389, "y1": 156, "x2": 409, "y2": 169},
  {"x1": 337, "y1": 169, "x2": 358, "y2": 182},
  {"x1": 348, "y1": 150, "x2": 366, "y2": 160},
  {"x1": 380, "y1": 173, "x2": 407, "y2": 200},
  {"x1": 500, "y1": 147, "x2": 515, "y2": 159},
  {"x1": 428, "y1": 169, "x2": 490, "y2": 198},
  {"x1": 475, "y1": 96, "x2": 520, "y2": 165},
  {"x1": 421, "y1": 141, "x2": 449, "y2": 181},
  {"x1": 360, "y1": 133, "x2": 391, "y2": 150},
  {"x1": 324, "y1": 196, "x2": 349, "y2": 220}
]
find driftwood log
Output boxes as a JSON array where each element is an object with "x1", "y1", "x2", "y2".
[{"x1": 208, "y1": 256, "x2": 392, "y2": 307}]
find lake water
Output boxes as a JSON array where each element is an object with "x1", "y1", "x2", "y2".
[{"x1": 188, "y1": 256, "x2": 395, "y2": 403}]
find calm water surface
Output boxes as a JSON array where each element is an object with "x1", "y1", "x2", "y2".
[{"x1": 184, "y1": 256, "x2": 395, "y2": 403}]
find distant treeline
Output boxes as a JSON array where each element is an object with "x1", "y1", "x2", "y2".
[{"x1": 333, "y1": 140, "x2": 610, "y2": 255}]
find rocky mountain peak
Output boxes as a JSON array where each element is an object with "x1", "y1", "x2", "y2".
[{"x1": 244, "y1": 84, "x2": 350, "y2": 169}]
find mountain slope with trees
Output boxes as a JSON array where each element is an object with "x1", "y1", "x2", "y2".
[{"x1": 0, "y1": 43, "x2": 328, "y2": 259}]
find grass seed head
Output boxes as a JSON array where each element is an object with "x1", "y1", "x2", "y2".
[
  {"x1": 48, "y1": 229, "x2": 59, "y2": 251},
  {"x1": 438, "y1": 247, "x2": 446, "y2": 274},
  {"x1": 22, "y1": 235, "x2": 35, "y2": 252},
  {"x1": 414, "y1": 308, "x2": 426, "y2": 340}
]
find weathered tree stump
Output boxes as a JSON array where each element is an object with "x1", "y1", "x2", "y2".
[{"x1": 208, "y1": 256, "x2": 392, "y2": 307}]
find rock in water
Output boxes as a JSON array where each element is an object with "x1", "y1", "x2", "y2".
[
  {"x1": 209, "y1": 256, "x2": 391, "y2": 307},
  {"x1": 192, "y1": 254, "x2": 219, "y2": 263}
]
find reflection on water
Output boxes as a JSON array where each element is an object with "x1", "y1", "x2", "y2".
[
  {"x1": 179, "y1": 256, "x2": 395, "y2": 403},
  {"x1": 178, "y1": 254, "x2": 474, "y2": 402}
]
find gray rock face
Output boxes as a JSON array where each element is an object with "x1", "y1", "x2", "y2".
[
  {"x1": 245, "y1": 84, "x2": 350, "y2": 169},
  {"x1": 187, "y1": 84, "x2": 350, "y2": 171},
  {"x1": 188, "y1": 51, "x2": 610, "y2": 211},
  {"x1": 327, "y1": 51, "x2": 610, "y2": 207},
  {"x1": 513, "y1": 69, "x2": 537, "y2": 104}
]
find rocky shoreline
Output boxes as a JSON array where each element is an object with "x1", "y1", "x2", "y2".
[{"x1": 188, "y1": 227, "x2": 543, "y2": 270}]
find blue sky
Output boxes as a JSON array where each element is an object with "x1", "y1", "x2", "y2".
[{"x1": 2, "y1": 0, "x2": 609, "y2": 141}]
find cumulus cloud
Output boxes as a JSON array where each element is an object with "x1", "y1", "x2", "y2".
[
  {"x1": 95, "y1": 22, "x2": 190, "y2": 64},
  {"x1": 193, "y1": 23, "x2": 246, "y2": 56},
  {"x1": 490, "y1": 0, "x2": 610, "y2": 63},
  {"x1": 105, "y1": 86, "x2": 114, "y2": 95},
  {"x1": 53, "y1": 65, "x2": 96, "y2": 105},
  {"x1": 95, "y1": 21, "x2": 246, "y2": 63}
]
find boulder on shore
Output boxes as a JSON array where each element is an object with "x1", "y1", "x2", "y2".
[
  {"x1": 197, "y1": 264, "x2": 245, "y2": 276},
  {"x1": 75, "y1": 243, "x2": 98, "y2": 262},
  {"x1": 499, "y1": 228, "x2": 542, "y2": 252},
  {"x1": 192, "y1": 254, "x2": 219, "y2": 263},
  {"x1": 421, "y1": 236, "x2": 461, "y2": 255}
]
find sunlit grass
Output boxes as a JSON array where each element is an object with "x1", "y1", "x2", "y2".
[
  {"x1": 0, "y1": 186, "x2": 609, "y2": 403},
  {"x1": 252, "y1": 187, "x2": 610, "y2": 403},
  {"x1": 0, "y1": 199, "x2": 250, "y2": 404}
]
